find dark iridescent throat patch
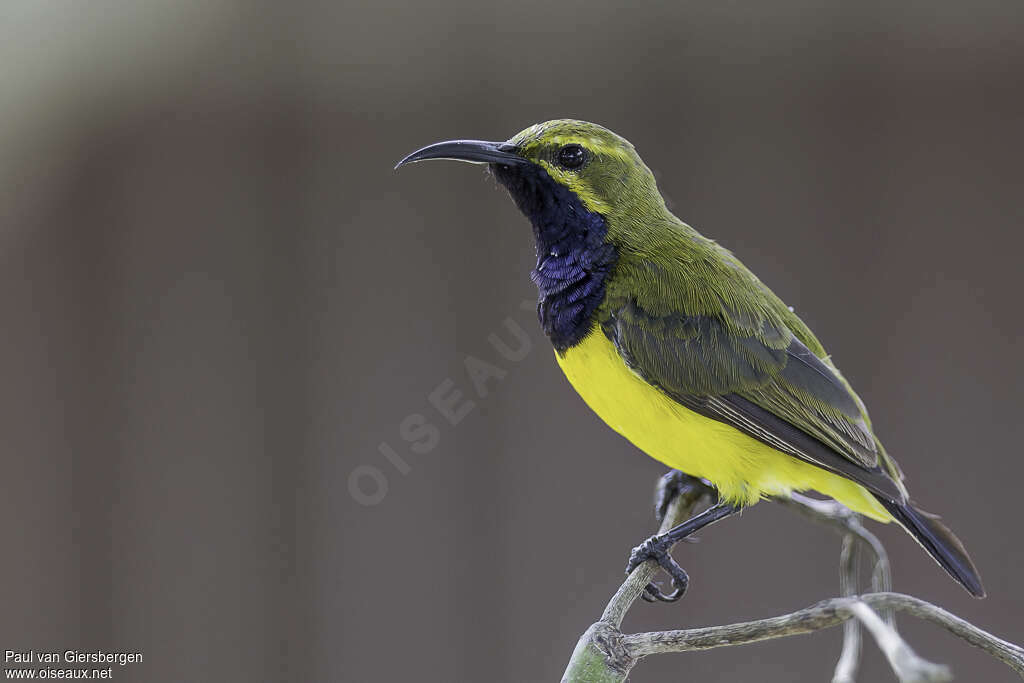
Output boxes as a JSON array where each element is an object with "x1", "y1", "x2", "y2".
[{"x1": 492, "y1": 162, "x2": 618, "y2": 351}]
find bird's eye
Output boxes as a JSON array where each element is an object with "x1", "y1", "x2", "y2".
[{"x1": 557, "y1": 144, "x2": 587, "y2": 170}]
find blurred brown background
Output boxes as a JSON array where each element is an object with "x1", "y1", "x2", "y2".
[{"x1": 1, "y1": 1, "x2": 1022, "y2": 681}]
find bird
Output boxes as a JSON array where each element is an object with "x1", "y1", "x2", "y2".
[{"x1": 395, "y1": 119, "x2": 984, "y2": 600}]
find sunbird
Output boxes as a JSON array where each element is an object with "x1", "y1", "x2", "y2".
[{"x1": 396, "y1": 119, "x2": 984, "y2": 599}]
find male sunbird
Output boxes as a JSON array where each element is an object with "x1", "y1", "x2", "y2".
[{"x1": 396, "y1": 119, "x2": 984, "y2": 599}]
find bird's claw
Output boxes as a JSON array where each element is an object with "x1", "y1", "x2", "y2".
[
  {"x1": 654, "y1": 470, "x2": 687, "y2": 523},
  {"x1": 654, "y1": 470, "x2": 714, "y2": 524},
  {"x1": 626, "y1": 534, "x2": 690, "y2": 602}
]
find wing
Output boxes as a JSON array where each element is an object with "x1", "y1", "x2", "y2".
[{"x1": 600, "y1": 290, "x2": 906, "y2": 502}]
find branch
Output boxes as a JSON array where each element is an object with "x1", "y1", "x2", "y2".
[
  {"x1": 562, "y1": 485, "x2": 1024, "y2": 682},
  {"x1": 846, "y1": 600, "x2": 949, "y2": 682},
  {"x1": 777, "y1": 491, "x2": 898, "y2": 680},
  {"x1": 622, "y1": 593, "x2": 1023, "y2": 679},
  {"x1": 832, "y1": 534, "x2": 863, "y2": 683},
  {"x1": 861, "y1": 593, "x2": 1024, "y2": 677}
]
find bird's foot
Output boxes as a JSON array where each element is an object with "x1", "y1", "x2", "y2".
[
  {"x1": 654, "y1": 470, "x2": 715, "y2": 524},
  {"x1": 626, "y1": 534, "x2": 690, "y2": 602}
]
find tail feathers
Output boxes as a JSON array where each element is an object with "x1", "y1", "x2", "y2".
[{"x1": 877, "y1": 497, "x2": 986, "y2": 598}]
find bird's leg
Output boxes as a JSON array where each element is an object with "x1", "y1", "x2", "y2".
[
  {"x1": 642, "y1": 470, "x2": 717, "y2": 601},
  {"x1": 627, "y1": 501, "x2": 741, "y2": 602},
  {"x1": 653, "y1": 470, "x2": 716, "y2": 524}
]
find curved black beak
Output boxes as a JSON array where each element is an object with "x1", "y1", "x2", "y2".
[{"x1": 395, "y1": 140, "x2": 526, "y2": 170}]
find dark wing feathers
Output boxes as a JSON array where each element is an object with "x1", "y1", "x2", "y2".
[
  {"x1": 601, "y1": 296, "x2": 904, "y2": 502},
  {"x1": 780, "y1": 341, "x2": 860, "y2": 417}
]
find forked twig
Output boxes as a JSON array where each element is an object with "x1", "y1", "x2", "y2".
[{"x1": 561, "y1": 483, "x2": 1023, "y2": 682}]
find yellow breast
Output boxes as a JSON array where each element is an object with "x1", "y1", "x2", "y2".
[{"x1": 556, "y1": 329, "x2": 890, "y2": 522}]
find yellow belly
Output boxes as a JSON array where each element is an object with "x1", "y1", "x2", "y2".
[{"x1": 557, "y1": 330, "x2": 891, "y2": 522}]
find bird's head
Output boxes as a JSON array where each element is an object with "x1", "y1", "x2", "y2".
[{"x1": 396, "y1": 119, "x2": 669, "y2": 249}]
